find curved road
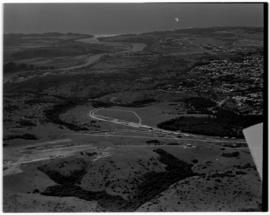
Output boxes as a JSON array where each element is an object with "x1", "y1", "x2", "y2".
[
  {"x1": 93, "y1": 108, "x2": 142, "y2": 124},
  {"x1": 57, "y1": 37, "x2": 146, "y2": 71},
  {"x1": 89, "y1": 108, "x2": 183, "y2": 136},
  {"x1": 41, "y1": 37, "x2": 146, "y2": 74}
]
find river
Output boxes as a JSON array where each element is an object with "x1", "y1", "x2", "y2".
[{"x1": 57, "y1": 36, "x2": 146, "y2": 71}]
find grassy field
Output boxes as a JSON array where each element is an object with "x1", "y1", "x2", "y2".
[{"x1": 95, "y1": 108, "x2": 141, "y2": 123}]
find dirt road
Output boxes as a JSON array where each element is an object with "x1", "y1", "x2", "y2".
[{"x1": 89, "y1": 108, "x2": 181, "y2": 136}]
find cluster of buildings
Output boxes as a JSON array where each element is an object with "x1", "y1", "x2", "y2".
[{"x1": 162, "y1": 54, "x2": 263, "y2": 115}]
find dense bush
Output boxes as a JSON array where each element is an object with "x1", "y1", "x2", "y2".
[
  {"x1": 4, "y1": 133, "x2": 37, "y2": 141},
  {"x1": 157, "y1": 112, "x2": 263, "y2": 138},
  {"x1": 19, "y1": 119, "x2": 36, "y2": 127},
  {"x1": 4, "y1": 62, "x2": 32, "y2": 73},
  {"x1": 184, "y1": 97, "x2": 216, "y2": 113}
]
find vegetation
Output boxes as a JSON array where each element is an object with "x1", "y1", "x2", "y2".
[
  {"x1": 3, "y1": 27, "x2": 264, "y2": 212},
  {"x1": 4, "y1": 133, "x2": 37, "y2": 141},
  {"x1": 38, "y1": 159, "x2": 88, "y2": 185},
  {"x1": 221, "y1": 152, "x2": 240, "y2": 158},
  {"x1": 158, "y1": 110, "x2": 263, "y2": 138},
  {"x1": 146, "y1": 140, "x2": 160, "y2": 145},
  {"x1": 40, "y1": 149, "x2": 196, "y2": 211},
  {"x1": 19, "y1": 119, "x2": 36, "y2": 127},
  {"x1": 44, "y1": 101, "x2": 89, "y2": 131},
  {"x1": 184, "y1": 97, "x2": 216, "y2": 113}
]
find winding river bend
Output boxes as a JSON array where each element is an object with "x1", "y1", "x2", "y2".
[
  {"x1": 6, "y1": 35, "x2": 146, "y2": 83},
  {"x1": 56, "y1": 36, "x2": 146, "y2": 71}
]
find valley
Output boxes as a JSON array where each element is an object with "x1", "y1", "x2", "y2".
[{"x1": 3, "y1": 27, "x2": 263, "y2": 212}]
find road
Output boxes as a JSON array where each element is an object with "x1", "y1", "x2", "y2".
[
  {"x1": 41, "y1": 42, "x2": 145, "y2": 74},
  {"x1": 88, "y1": 108, "x2": 249, "y2": 145},
  {"x1": 8, "y1": 37, "x2": 146, "y2": 83},
  {"x1": 3, "y1": 141, "x2": 107, "y2": 176},
  {"x1": 56, "y1": 54, "x2": 104, "y2": 71},
  {"x1": 58, "y1": 35, "x2": 146, "y2": 71},
  {"x1": 93, "y1": 108, "x2": 143, "y2": 124},
  {"x1": 51, "y1": 37, "x2": 146, "y2": 72},
  {"x1": 89, "y1": 108, "x2": 183, "y2": 137}
]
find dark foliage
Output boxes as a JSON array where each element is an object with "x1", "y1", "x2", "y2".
[
  {"x1": 146, "y1": 139, "x2": 160, "y2": 144},
  {"x1": 157, "y1": 110, "x2": 263, "y2": 138},
  {"x1": 4, "y1": 133, "x2": 37, "y2": 141},
  {"x1": 42, "y1": 184, "x2": 128, "y2": 212},
  {"x1": 4, "y1": 62, "x2": 33, "y2": 73},
  {"x1": 122, "y1": 99, "x2": 157, "y2": 108},
  {"x1": 127, "y1": 149, "x2": 195, "y2": 210},
  {"x1": 44, "y1": 101, "x2": 89, "y2": 131},
  {"x1": 38, "y1": 160, "x2": 88, "y2": 185},
  {"x1": 19, "y1": 119, "x2": 36, "y2": 127},
  {"x1": 184, "y1": 97, "x2": 216, "y2": 113},
  {"x1": 92, "y1": 101, "x2": 113, "y2": 108},
  {"x1": 40, "y1": 149, "x2": 196, "y2": 211},
  {"x1": 221, "y1": 151, "x2": 240, "y2": 158}
]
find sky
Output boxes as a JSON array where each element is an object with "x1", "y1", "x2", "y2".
[{"x1": 4, "y1": 3, "x2": 264, "y2": 35}]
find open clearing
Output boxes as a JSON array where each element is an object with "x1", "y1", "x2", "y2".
[{"x1": 94, "y1": 108, "x2": 142, "y2": 124}]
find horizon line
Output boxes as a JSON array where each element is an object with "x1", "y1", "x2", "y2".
[{"x1": 4, "y1": 25, "x2": 264, "y2": 36}]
